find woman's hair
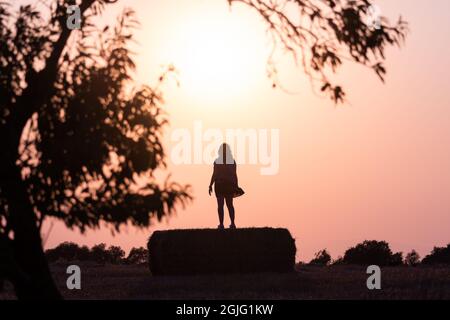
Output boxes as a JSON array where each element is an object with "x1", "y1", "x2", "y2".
[{"x1": 216, "y1": 143, "x2": 234, "y2": 164}]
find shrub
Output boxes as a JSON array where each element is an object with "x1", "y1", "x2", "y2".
[
  {"x1": 332, "y1": 256, "x2": 344, "y2": 266},
  {"x1": 309, "y1": 249, "x2": 332, "y2": 266},
  {"x1": 77, "y1": 246, "x2": 92, "y2": 261},
  {"x1": 90, "y1": 243, "x2": 109, "y2": 263},
  {"x1": 343, "y1": 240, "x2": 403, "y2": 266},
  {"x1": 126, "y1": 247, "x2": 148, "y2": 265},
  {"x1": 106, "y1": 246, "x2": 125, "y2": 264},
  {"x1": 46, "y1": 242, "x2": 126, "y2": 264},
  {"x1": 404, "y1": 250, "x2": 421, "y2": 266},
  {"x1": 422, "y1": 244, "x2": 450, "y2": 265},
  {"x1": 45, "y1": 242, "x2": 82, "y2": 262}
]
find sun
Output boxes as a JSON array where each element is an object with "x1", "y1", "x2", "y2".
[{"x1": 166, "y1": 8, "x2": 266, "y2": 102}]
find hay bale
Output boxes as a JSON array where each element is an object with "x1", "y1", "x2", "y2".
[{"x1": 147, "y1": 228, "x2": 296, "y2": 275}]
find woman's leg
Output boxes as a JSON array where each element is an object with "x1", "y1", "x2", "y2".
[
  {"x1": 225, "y1": 196, "x2": 235, "y2": 227},
  {"x1": 217, "y1": 196, "x2": 224, "y2": 227}
]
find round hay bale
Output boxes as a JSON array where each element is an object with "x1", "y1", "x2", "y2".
[{"x1": 147, "y1": 228, "x2": 296, "y2": 275}]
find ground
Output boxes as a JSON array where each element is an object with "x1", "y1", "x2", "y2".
[{"x1": 2, "y1": 263, "x2": 449, "y2": 299}]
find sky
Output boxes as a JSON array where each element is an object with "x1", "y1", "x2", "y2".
[{"x1": 41, "y1": 0, "x2": 450, "y2": 261}]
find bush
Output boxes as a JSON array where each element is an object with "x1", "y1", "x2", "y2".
[
  {"x1": 342, "y1": 240, "x2": 403, "y2": 266},
  {"x1": 404, "y1": 250, "x2": 421, "y2": 266},
  {"x1": 332, "y1": 256, "x2": 344, "y2": 266},
  {"x1": 90, "y1": 243, "x2": 109, "y2": 263},
  {"x1": 309, "y1": 249, "x2": 331, "y2": 266},
  {"x1": 126, "y1": 247, "x2": 148, "y2": 265},
  {"x1": 77, "y1": 245, "x2": 92, "y2": 261},
  {"x1": 46, "y1": 242, "x2": 83, "y2": 262},
  {"x1": 106, "y1": 246, "x2": 125, "y2": 264},
  {"x1": 45, "y1": 242, "x2": 127, "y2": 264},
  {"x1": 422, "y1": 244, "x2": 450, "y2": 265},
  {"x1": 148, "y1": 228, "x2": 296, "y2": 275}
]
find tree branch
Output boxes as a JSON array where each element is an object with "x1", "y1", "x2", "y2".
[{"x1": 10, "y1": 0, "x2": 112, "y2": 131}]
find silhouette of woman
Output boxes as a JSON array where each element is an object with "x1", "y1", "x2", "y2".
[{"x1": 209, "y1": 143, "x2": 238, "y2": 229}]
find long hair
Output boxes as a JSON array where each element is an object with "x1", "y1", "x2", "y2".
[{"x1": 216, "y1": 143, "x2": 234, "y2": 164}]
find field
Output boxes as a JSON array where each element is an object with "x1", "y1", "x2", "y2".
[{"x1": 3, "y1": 263, "x2": 448, "y2": 299}]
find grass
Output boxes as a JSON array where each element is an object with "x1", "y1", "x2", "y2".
[{"x1": 3, "y1": 263, "x2": 448, "y2": 299}]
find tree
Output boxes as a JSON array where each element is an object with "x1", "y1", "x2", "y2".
[
  {"x1": 126, "y1": 247, "x2": 148, "y2": 265},
  {"x1": 77, "y1": 245, "x2": 92, "y2": 261},
  {"x1": 0, "y1": 0, "x2": 191, "y2": 299},
  {"x1": 309, "y1": 249, "x2": 332, "y2": 266},
  {"x1": 90, "y1": 243, "x2": 109, "y2": 264},
  {"x1": 343, "y1": 240, "x2": 403, "y2": 266},
  {"x1": 45, "y1": 242, "x2": 129, "y2": 263},
  {"x1": 230, "y1": 0, "x2": 407, "y2": 103},
  {"x1": 331, "y1": 256, "x2": 344, "y2": 266},
  {"x1": 45, "y1": 242, "x2": 91, "y2": 262},
  {"x1": 45, "y1": 242, "x2": 82, "y2": 262},
  {"x1": 404, "y1": 250, "x2": 420, "y2": 266},
  {"x1": 0, "y1": 0, "x2": 407, "y2": 299},
  {"x1": 422, "y1": 244, "x2": 450, "y2": 265},
  {"x1": 106, "y1": 245, "x2": 125, "y2": 264}
]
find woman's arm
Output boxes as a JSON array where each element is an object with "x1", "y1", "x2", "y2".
[
  {"x1": 209, "y1": 163, "x2": 216, "y2": 187},
  {"x1": 209, "y1": 163, "x2": 216, "y2": 195}
]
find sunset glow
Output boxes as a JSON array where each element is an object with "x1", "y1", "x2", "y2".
[
  {"x1": 164, "y1": 7, "x2": 266, "y2": 102},
  {"x1": 4, "y1": 0, "x2": 450, "y2": 303},
  {"x1": 38, "y1": 0, "x2": 450, "y2": 262}
]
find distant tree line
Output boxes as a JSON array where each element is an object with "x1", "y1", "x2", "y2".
[
  {"x1": 46, "y1": 240, "x2": 450, "y2": 268},
  {"x1": 304, "y1": 241, "x2": 450, "y2": 267},
  {"x1": 45, "y1": 242, "x2": 147, "y2": 265}
]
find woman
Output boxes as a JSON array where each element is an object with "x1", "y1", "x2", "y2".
[{"x1": 209, "y1": 143, "x2": 239, "y2": 229}]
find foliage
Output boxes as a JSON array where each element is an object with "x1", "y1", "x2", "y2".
[
  {"x1": 107, "y1": 245, "x2": 126, "y2": 263},
  {"x1": 342, "y1": 240, "x2": 403, "y2": 266},
  {"x1": 331, "y1": 256, "x2": 344, "y2": 265},
  {"x1": 309, "y1": 249, "x2": 332, "y2": 266},
  {"x1": 404, "y1": 250, "x2": 420, "y2": 266},
  {"x1": 0, "y1": 1, "x2": 192, "y2": 257},
  {"x1": 422, "y1": 244, "x2": 450, "y2": 265},
  {"x1": 45, "y1": 242, "x2": 144, "y2": 264},
  {"x1": 0, "y1": 1, "x2": 192, "y2": 297},
  {"x1": 46, "y1": 242, "x2": 86, "y2": 262},
  {"x1": 126, "y1": 247, "x2": 148, "y2": 265},
  {"x1": 230, "y1": 0, "x2": 408, "y2": 103}
]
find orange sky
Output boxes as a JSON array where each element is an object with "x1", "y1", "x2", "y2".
[{"x1": 42, "y1": 0, "x2": 450, "y2": 261}]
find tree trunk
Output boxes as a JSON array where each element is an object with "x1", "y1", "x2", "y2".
[
  {"x1": 1, "y1": 0, "x2": 100, "y2": 300},
  {"x1": 5, "y1": 164, "x2": 61, "y2": 299},
  {"x1": 1, "y1": 131, "x2": 61, "y2": 299}
]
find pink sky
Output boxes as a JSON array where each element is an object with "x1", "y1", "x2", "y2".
[{"x1": 43, "y1": 0, "x2": 450, "y2": 261}]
